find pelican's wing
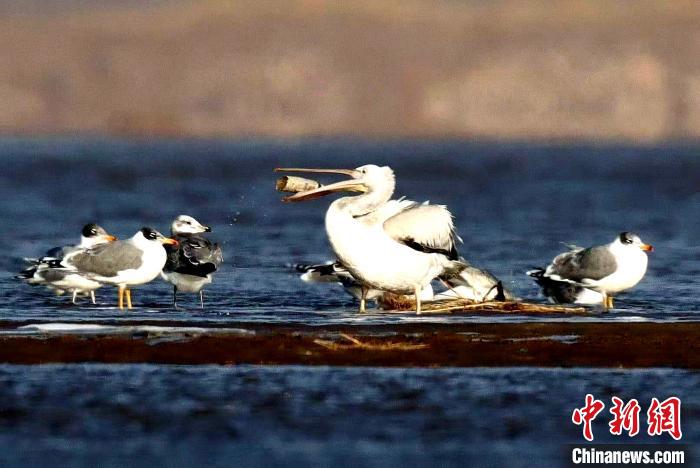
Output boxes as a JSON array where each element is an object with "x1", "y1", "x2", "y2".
[
  {"x1": 356, "y1": 198, "x2": 416, "y2": 226},
  {"x1": 383, "y1": 202, "x2": 460, "y2": 259}
]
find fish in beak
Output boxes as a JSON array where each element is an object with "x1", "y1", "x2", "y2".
[
  {"x1": 274, "y1": 168, "x2": 368, "y2": 202},
  {"x1": 640, "y1": 243, "x2": 654, "y2": 252}
]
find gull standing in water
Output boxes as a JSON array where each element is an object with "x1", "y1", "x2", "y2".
[
  {"x1": 276, "y1": 164, "x2": 508, "y2": 313},
  {"x1": 161, "y1": 215, "x2": 223, "y2": 308},
  {"x1": 62, "y1": 227, "x2": 177, "y2": 310},
  {"x1": 16, "y1": 223, "x2": 117, "y2": 303},
  {"x1": 294, "y1": 261, "x2": 435, "y2": 306},
  {"x1": 528, "y1": 232, "x2": 653, "y2": 308}
]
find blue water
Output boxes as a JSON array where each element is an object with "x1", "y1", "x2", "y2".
[
  {"x1": 0, "y1": 138, "x2": 698, "y2": 466},
  {"x1": 0, "y1": 365, "x2": 695, "y2": 467},
  {"x1": 0, "y1": 137, "x2": 698, "y2": 323}
]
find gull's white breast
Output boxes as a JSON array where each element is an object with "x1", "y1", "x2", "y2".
[
  {"x1": 110, "y1": 244, "x2": 167, "y2": 286},
  {"x1": 585, "y1": 246, "x2": 648, "y2": 294},
  {"x1": 161, "y1": 271, "x2": 212, "y2": 293}
]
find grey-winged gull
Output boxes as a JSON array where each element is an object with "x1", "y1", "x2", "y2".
[
  {"x1": 62, "y1": 227, "x2": 177, "y2": 310},
  {"x1": 528, "y1": 232, "x2": 653, "y2": 308},
  {"x1": 161, "y1": 215, "x2": 223, "y2": 308},
  {"x1": 16, "y1": 223, "x2": 117, "y2": 304}
]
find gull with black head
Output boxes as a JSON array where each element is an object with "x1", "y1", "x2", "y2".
[
  {"x1": 16, "y1": 223, "x2": 117, "y2": 303},
  {"x1": 161, "y1": 215, "x2": 223, "y2": 308},
  {"x1": 62, "y1": 227, "x2": 178, "y2": 310},
  {"x1": 528, "y1": 232, "x2": 653, "y2": 308}
]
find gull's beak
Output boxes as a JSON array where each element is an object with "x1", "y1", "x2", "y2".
[
  {"x1": 161, "y1": 237, "x2": 179, "y2": 246},
  {"x1": 103, "y1": 235, "x2": 117, "y2": 242},
  {"x1": 640, "y1": 243, "x2": 654, "y2": 252},
  {"x1": 204, "y1": 226, "x2": 212, "y2": 232}
]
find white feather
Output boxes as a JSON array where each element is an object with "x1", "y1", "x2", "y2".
[{"x1": 383, "y1": 203, "x2": 459, "y2": 251}]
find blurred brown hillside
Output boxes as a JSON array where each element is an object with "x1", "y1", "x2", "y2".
[{"x1": 1, "y1": 0, "x2": 700, "y2": 140}]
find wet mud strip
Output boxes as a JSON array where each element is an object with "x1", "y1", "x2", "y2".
[{"x1": 0, "y1": 322, "x2": 697, "y2": 368}]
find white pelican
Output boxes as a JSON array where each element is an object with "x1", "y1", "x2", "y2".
[
  {"x1": 276, "y1": 164, "x2": 507, "y2": 313},
  {"x1": 161, "y1": 215, "x2": 223, "y2": 309},
  {"x1": 62, "y1": 227, "x2": 178, "y2": 310},
  {"x1": 16, "y1": 223, "x2": 117, "y2": 304},
  {"x1": 528, "y1": 232, "x2": 653, "y2": 308}
]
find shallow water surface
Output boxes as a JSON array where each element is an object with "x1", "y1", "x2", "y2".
[{"x1": 0, "y1": 137, "x2": 697, "y2": 324}]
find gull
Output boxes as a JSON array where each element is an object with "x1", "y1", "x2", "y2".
[
  {"x1": 526, "y1": 269, "x2": 604, "y2": 305},
  {"x1": 161, "y1": 215, "x2": 223, "y2": 308},
  {"x1": 528, "y1": 232, "x2": 653, "y2": 308},
  {"x1": 295, "y1": 261, "x2": 385, "y2": 304},
  {"x1": 16, "y1": 223, "x2": 117, "y2": 304},
  {"x1": 295, "y1": 260, "x2": 508, "y2": 309},
  {"x1": 294, "y1": 261, "x2": 435, "y2": 307},
  {"x1": 62, "y1": 227, "x2": 178, "y2": 310},
  {"x1": 276, "y1": 164, "x2": 509, "y2": 313}
]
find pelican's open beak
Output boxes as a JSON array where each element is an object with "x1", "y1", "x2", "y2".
[
  {"x1": 275, "y1": 168, "x2": 360, "y2": 177},
  {"x1": 103, "y1": 235, "x2": 117, "y2": 242},
  {"x1": 161, "y1": 237, "x2": 179, "y2": 246},
  {"x1": 640, "y1": 243, "x2": 654, "y2": 252},
  {"x1": 274, "y1": 168, "x2": 367, "y2": 202}
]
